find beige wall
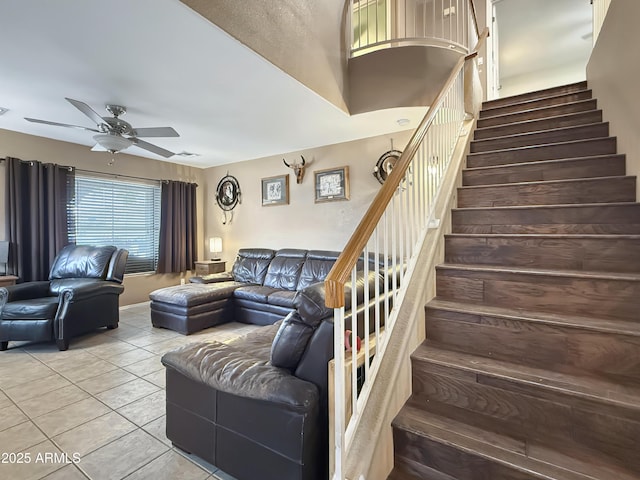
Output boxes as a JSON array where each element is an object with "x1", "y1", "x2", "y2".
[
  {"x1": 587, "y1": 0, "x2": 640, "y2": 198},
  {"x1": 202, "y1": 130, "x2": 413, "y2": 261},
  {"x1": 0, "y1": 129, "x2": 206, "y2": 305},
  {"x1": 180, "y1": 0, "x2": 349, "y2": 112}
]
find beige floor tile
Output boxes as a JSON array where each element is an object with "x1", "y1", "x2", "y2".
[
  {"x1": 102, "y1": 324, "x2": 145, "y2": 340},
  {"x1": 80, "y1": 428, "x2": 168, "y2": 480},
  {"x1": 123, "y1": 355, "x2": 164, "y2": 377},
  {"x1": 0, "y1": 420, "x2": 46, "y2": 452},
  {"x1": 39, "y1": 350, "x2": 97, "y2": 368},
  {"x1": 141, "y1": 369, "x2": 166, "y2": 388},
  {"x1": 42, "y1": 464, "x2": 87, "y2": 480},
  {"x1": 103, "y1": 348, "x2": 156, "y2": 367},
  {"x1": 75, "y1": 368, "x2": 137, "y2": 395},
  {"x1": 0, "y1": 404, "x2": 29, "y2": 432},
  {"x1": 175, "y1": 450, "x2": 219, "y2": 474},
  {"x1": 125, "y1": 332, "x2": 177, "y2": 348},
  {"x1": 117, "y1": 390, "x2": 165, "y2": 427},
  {"x1": 50, "y1": 357, "x2": 119, "y2": 383},
  {"x1": 142, "y1": 337, "x2": 195, "y2": 355},
  {"x1": 95, "y1": 378, "x2": 160, "y2": 410},
  {"x1": 3, "y1": 373, "x2": 72, "y2": 403},
  {"x1": 0, "y1": 361, "x2": 54, "y2": 390},
  {"x1": 53, "y1": 411, "x2": 136, "y2": 457},
  {"x1": 86, "y1": 339, "x2": 138, "y2": 359},
  {"x1": 141, "y1": 415, "x2": 170, "y2": 447},
  {"x1": 0, "y1": 390, "x2": 13, "y2": 409},
  {"x1": 0, "y1": 440, "x2": 66, "y2": 480},
  {"x1": 125, "y1": 450, "x2": 210, "y2": 480},
  {"x1": 17, "y1": 384, "x2": 89, "y2": 418},
  {"x1": 33, "y1": 397, "x2": 111, "y2": 437}
]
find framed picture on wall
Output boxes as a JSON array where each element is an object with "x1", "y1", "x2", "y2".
[
  {"x1": 314, "y1": 166, "x2": 350, "y2": 203},
  {"x1": 261, "y1": 174, "x2": 289, "y2": 206}
]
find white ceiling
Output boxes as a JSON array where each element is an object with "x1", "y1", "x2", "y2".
[
  {"x1": 0, "y1": 0, "x2": 425, "y2": 168},
  {"x1": 0, "y1": 0, "x2": 594, "y2": 169},
  {"x1": 495, "y1": 0, "x2": 593, "y2": 81}
]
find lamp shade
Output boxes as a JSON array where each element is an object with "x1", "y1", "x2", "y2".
[
  {"x1": 93, "y1": 133, "x2": 133, "y2": 153},
  {"x1": 209, "y1": 237, "x2": 222, "y2": 260}
]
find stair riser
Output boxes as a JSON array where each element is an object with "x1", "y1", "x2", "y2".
[
  {"x1": 390, "y1": 456, "x2": 459, "y2": 480},
  {"x1": 425, "y1": 310, "x2": 640, "y2": 379},
  {"x1": 410, "y1": 365, "x2": 640, "y2": 471},
  {"x1": 470, "y1": 123, "x2": 609, "y2": 154},
  {"x1": 444, "y1": 235, "x2": 640, "y2": 273},
  {"x1": 452, "y1": 204, "x2": 640, "y2": 235},
  {"x1": 457, "y1": 176, "x2": 636, "y2": 207},
  {"x1": 435, "y1": 267, "x2": 640, "y2": 321},
  {"x1": 392, "y1": 428, "x2": 539, "y2": 480},
  {"x1": 480, "y1": 91, "x2": 593, "y2": 119},
  {"x1": 482, "y1": 82, "x2": 588, "y2": 110},
  {"x1": 462, "y1": 155, "x2": 626, "y2": 186},
  {"x1": 477, "y1": 100, "x2": 598, "y2": 129},
  {"x1": 467, "y1": 138, "x2": 617, "y2": 169},
  {"x1": 474, "y1": 110, "x2": 603, "y2": 140}
]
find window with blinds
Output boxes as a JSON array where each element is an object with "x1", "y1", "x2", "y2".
[{"x1": 67, "y1": 173, "x2": 161, "y2": 274}]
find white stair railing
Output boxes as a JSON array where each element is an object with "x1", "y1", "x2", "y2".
[{"x1": 327, "y1": 22, "x2": 489, "y2": 477}]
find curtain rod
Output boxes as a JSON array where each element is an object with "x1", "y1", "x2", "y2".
[{"x1": 1, "y1": 159, "x2": 196, "y2": 186}]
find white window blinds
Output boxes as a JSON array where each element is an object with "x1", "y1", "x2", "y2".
[{"x1": 67, "y1": 173, "x2": 161, "y2": 274}]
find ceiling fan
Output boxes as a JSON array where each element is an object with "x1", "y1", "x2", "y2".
[{"x1": 24, "y1": 97, "x2": 179, "y2": 158}]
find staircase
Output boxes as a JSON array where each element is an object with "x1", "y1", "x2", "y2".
[{"x1": 389, "y1": 81, "x2": 640, "y2": 480}]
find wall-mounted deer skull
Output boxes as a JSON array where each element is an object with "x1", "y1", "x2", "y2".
[{"x1": 283, "y1": 155, "x2": 307, "y2": 184}]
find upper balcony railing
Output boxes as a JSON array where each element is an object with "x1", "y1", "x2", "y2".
[{"x1": 350, "y1": 0, "x2": 480, "y2": 56}]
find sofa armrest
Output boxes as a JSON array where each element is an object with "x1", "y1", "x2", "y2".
[
  {"x1": 58, "y1": 282, "x2": 125, "y2": 302},
  {"x1": 162, "y1": 341, "x2": 318, "y2": 410},
  {"x1": 0, "y1": 281, "x2": 52, "y2": 304},
  {"x1": 189, "y1": 272, "x2": 234, "y2": 284}
]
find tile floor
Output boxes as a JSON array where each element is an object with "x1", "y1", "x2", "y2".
[{"x1": 0, "y1": 302, "x2": 261, "y2": 480}]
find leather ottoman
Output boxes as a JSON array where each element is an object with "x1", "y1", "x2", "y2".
[{"x1": 149, "y1": 282, "x2": 241, "y2": 334}]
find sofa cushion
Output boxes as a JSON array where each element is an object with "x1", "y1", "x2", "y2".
[
  {"x1": 161, "y1": 341, "x2": 318, "y2": 408},
  {"x1": 263, "y1": 249, "x2": 307, "y2": 290},
  {"x1": 49, "y1": 245, "x2": 117, "y2": 280},
  {"x1": 297, "y1": 250, "x2": 339, "y2": 290},
  {"x1": 233, "y1": 285, "x2": 279, "y2": 303},
  {"x1": 150, "y1": 282, "x2": 241, "y2": 308},
  {"x1": 1, "y1": 297, "x2": 59, "y2": 320},
  {"x1": 270, "y1": 312, "x2": 315, "y2": 371},
  {"x1": 231, "y1": 249, "x2": 275, "y2": 284},
  {"x1": 267, "y1": 290, "x2": 297, "y2": 308}
]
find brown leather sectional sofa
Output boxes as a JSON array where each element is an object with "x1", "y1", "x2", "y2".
[{"x1": 154, "y1": 248, "x2": 394, "y2": 480}]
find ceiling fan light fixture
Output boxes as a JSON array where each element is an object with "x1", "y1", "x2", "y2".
[{"x1": 92, "y1": 133, "x2": 133, "y2": 153}]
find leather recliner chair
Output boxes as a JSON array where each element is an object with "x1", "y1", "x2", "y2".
[{"x1": 0, "y1": 244, "x2": 128, "y2": 351}]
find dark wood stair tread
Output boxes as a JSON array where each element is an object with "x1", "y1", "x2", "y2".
[
  {"x1": 463, "y1": 154, "x2": 625, "y2": 174},
  {"x1": 393, "y1": 403, "x2": 626, "y2": 480},
  {"x1": 394, "y1": 403, "x2": 640, "y2": 480},
  {"x1": 412, "y1": 344, "x2": 640, "y2": 412},
  {"x1": 436, "y1": 262, "x2": 640, "y2": 282},
  {"x1": 477, "y1": 99, "x2": 599, "y2": 129},
  {"x1": 474, "y1": 110, "x2": 603, "y2": 139},
  {"x1": 481, "y1": 82, "x2": 588, "y2": 110},
  {"x1": 467, "y1": 136, "x2": 613, "y2": 157},
  {"x1": 458, "y1": 175, "x2": 634, "y2": 190},
  {"x1": 427, "y1": 297, "x2": 640, "y2": 337},
  {"x1": 480, "y1": 90, "x2": 593, "y2": 119},
  {"x1": 470, "y1": 123, "x2": 609, "y2": 153}
]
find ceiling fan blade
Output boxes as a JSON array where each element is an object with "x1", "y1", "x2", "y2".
[
  {"x1": 132, "y1": 127, "x2": 179, "y2": 138},
  {"x1": 24, "y1": 117, "x2": 100, "y2": 132},
  {"x1": 65, "y1": 97, "x2": 106, "y2": 127},
  {"x1": 132, "y1": 138, "x2": 175, "y2": 158}
]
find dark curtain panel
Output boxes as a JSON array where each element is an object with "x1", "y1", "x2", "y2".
[
  {"x1": 157, "y1": 180, "x2": 197, "y2": 273},
  {"x1": 4, "y1": 157, "x2": 75, "y2": 282}
]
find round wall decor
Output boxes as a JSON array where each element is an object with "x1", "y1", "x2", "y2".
[
  {"x1": 373, "y1": 149, "x2": 402, "y2": 184},
  {"x1": 215, "y1": 174, "x2": 241, "y2": 211}
]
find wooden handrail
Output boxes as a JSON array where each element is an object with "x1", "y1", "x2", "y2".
[
  {"x1": 468, "y1": 0, "x2": 481, "y2": 40},
  {"x1": 324, "y1": 27, "x2": 489, "y2": 309}
]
